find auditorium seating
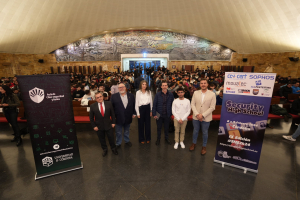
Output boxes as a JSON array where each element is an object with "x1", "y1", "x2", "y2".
[{"x1": 0, "y1": 98, "x2": 298, "y2": 124}]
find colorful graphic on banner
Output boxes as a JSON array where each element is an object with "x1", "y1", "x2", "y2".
[
  {"x1": 17, "y1": 74, "x2": 83, "y2": 179},
  {"x1": 214, "y1": 72, "x2": 276, "y2": 172}
]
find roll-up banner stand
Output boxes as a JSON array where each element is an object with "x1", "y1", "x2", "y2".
[
  {"x1": 214, "y1": 72, "x2": 276, "y2": 173},
  {"x1": 17, "y1": 74, "x2": 83, "y2": 180}
]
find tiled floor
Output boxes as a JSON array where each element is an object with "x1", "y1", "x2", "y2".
[{"x1": 0, "y1": 118, "x2": 298, "y2": 200}]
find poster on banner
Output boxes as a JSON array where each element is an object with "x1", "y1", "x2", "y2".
[
  {"x1": 214, "y1": 72, "x2": 276, "y2": 173},
  {"x1": 17, "y1": 74, "x2": 83, "y2": 180}
]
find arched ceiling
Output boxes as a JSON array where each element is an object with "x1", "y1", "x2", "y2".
[{"x1": 0, "y1": 0, "x2": 300, "y2": 54}]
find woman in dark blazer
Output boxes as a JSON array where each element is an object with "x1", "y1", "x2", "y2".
[{"x1": 0, "y1": 85, "x2": 22, "y2": 146}]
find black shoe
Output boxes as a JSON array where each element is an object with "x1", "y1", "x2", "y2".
[
  {"x1": 116, "y1": 144, "x2": 121, "y2": 149},
  {"x1": 11, "y1": 137, "x2": 17, "y2": 142},
  {"x1": 156, "y1": 140, "x2": 160, "y2": 145},
  {"x1": 165, "y1": 139, "x2": 172, "y2": 145},
  {"x1": 112, "y1": 149, "x2": 118, "y2": 155},
  {"x1": 16, "y1": 138, "x2": 22, "y2": 147},
  {"x1": 102, "y1": 150, "x2": 108, "y2": 157},
  {"x1": 125, "y1": 142, "x2": 132, "y2": 147}
]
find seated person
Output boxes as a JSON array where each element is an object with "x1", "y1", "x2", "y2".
[
  {"x1": 168, "y1": 82, "x2": 177, "y2": 93},
  {"x1": 209, "y1": 83, "x2": 217, "y2": 95},
  {"x1": 80, "y1": 90, "x2": 95, "y2": 101},
  {"x1": 292, "y1": 82, "x2": 300, "y2": 94},
  {"x1": 103, "y1": 92, "x2": 109, "y2": 101},
  {"x1": 188, "y1": 83, "x2": 197, "y2": 97},
  {"x1": 90, "y1": 85, "x2": 98, "y2": 96},
  {"x1": 279, "y1": 82, "x2": 292, "y2": 98},
  {"x1": 216, "y1": 90, "x2": 223, "y2": 105},
  {"x1": 193, "y1": 81, "x2": 199, "y2": 89},
  {"x1": 73, "y1": 85, "x2": 85, "y2": 100}
]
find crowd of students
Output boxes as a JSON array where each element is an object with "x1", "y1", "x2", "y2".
[{"x1": 2, "y1": 68, "x2": 300, "y2": 151}]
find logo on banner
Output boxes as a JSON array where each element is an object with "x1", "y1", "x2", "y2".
[
  {"x1": 42, "y1": 157, "x2": 53, "y2": 167},
  {"x1": 255, "y1": 80, "x2": 262, "y2": 85},
  {"x1": 29, "y1": 87, "x2": 44, "y2": 103},
  {"x1": 249, "y1": 75, "x2": 275, "y2": 80},
  {"x1": 227, "y1": 74, "x2": 247, "y2": 80},
  {"x1": 217, "y1": 151, "x2": 231, "y2": 158},
  {"x1": 226, "y1": 81, "x2": 247, "y2": 87},
  {"x1": 238, "y1": 89, "x2": 250, "y2": 94},
  {"x1": 253, "y1": 89, "x2": 259, "y2": 95},
  {"x1": 226, "y1": 87, "x2": 235, "y2": 93}
]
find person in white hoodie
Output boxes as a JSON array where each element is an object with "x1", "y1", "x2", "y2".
[{"x1": 171, "y1": 87, "x2": 191, "y2": 149}]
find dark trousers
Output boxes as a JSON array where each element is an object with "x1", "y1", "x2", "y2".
[
  {"x1": 156, "y1": 115, "x2": 170, "y2": 140},
  {"x1": 96, "y1": 128, "x2": 116, "y2": 151},
  {"x1": 138, "y1": 104, "x2": 151, "y2": 142},
  {"x1": 4, "y1": 108, "x2": 20, "y2": 138}
]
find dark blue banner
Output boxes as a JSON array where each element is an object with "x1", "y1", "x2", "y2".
[{"x1": 214, "y1": 72, "x2": 276, "y2": 173}]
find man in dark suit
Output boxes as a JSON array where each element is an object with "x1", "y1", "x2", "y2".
[
  {"x1": 110, "y1": 83, "x2": 136, "y2": 148},
  {"x1": 134, "y1": 73, "x2": 144, "y2": 91},
  {"x1": 90, "y1": 92, "x2": 118, "y2": 157}
]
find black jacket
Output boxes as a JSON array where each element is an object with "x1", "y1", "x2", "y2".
[
  {"x1": 134, "y1": 76, "x2": 144, "y2": 89},
  {"x1": 110, "y1": 92, "x2": 136, "y2": 125},
  {"x1": 279, "y1": 86, "x2": 292, "y2": 98},
  {"x1": 72, "y1": 90, "x2": 85, "y2": 99},
  {"x1": 89, "y1": 101, "x2": 116, "y2": 130},
  {"x1": 291, "y1": 99, "x2": 300, "y2": 115}
]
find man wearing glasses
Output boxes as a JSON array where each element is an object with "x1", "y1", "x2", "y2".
[{"x1": 110, "y1": 83, "x2": 136, "y2": 148}]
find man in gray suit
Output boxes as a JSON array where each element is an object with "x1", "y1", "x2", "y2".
[{"x1": 90, "y1": 92, "x2": 118, "y2": 157}]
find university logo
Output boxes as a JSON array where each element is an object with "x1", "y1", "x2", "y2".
[
  {"x1": 29, "y1": 87, "x2": 44, "y2": 103},
  {"x1": 42, "y1": 157, "x2": 53, "y2": 167},
  {"x1": 253, "y1": 89, "x2": 259, "y2": 95},
  {"x1": 53, "y1": 144, "x2": 60, "y2": 150}
]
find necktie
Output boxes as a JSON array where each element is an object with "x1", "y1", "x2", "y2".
[{"x1": 100, "y1": 103, "x2": 104, "y2": 117}]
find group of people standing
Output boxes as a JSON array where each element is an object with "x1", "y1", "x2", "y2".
[{"x1": 89, "y1": 78, "x2": 216, "y2": 157}]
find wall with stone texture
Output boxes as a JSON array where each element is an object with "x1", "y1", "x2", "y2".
[
  {"x1": 168, "y1": 52, "x2": 300, "y2": 78},
  {"x1": 1, "y1": 52, "x2": 300, "y2": 77},
  {"x1": 0, "y1": 53, "x2": 120, "y2": 77}
]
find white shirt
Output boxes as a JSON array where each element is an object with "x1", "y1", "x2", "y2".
[
  {"x1": 135, "y1": 90, "x2": 153, "y2": 116},
  {"x1": 172, "y1": 98, "x2": 191, "y2": 121},
  {"x1": 98, "y1": 102, "x2": 105, "y2": 115},
  {"x1": 120, "y1": 93, "x2": 128, "y2": 108},
  {"x1": 82, "y1": 93, "x2": 95, "y2": 101},
  {"x1": 201, "y1": 90, "x2": 207, "y2": 103}
]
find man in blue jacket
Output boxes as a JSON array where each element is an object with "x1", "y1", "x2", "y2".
[
  {"x1": 292, "y1": 82, "x2": 300, "y2": 94},
  {"x1": 152, "y1": 80, "x2": 174, "y2": 145},
  {"x1": 111, "y1": 83, "x2": 136, "y2": 148}
]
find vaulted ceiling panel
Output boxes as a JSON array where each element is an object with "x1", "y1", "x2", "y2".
[{"x1": 0, "y1": 0, "x2": 299, "y2": 54}]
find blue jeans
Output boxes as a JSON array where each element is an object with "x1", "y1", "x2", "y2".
[
  {"x1": 115, "y1": 123, "x2": 131, "y2": 145},
  {"x1": 292, "y1": 125, "x2": 300, "y2": 139},
  {"x1": 192, "y1": 120, "x2": 210, "y2": 146}
]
